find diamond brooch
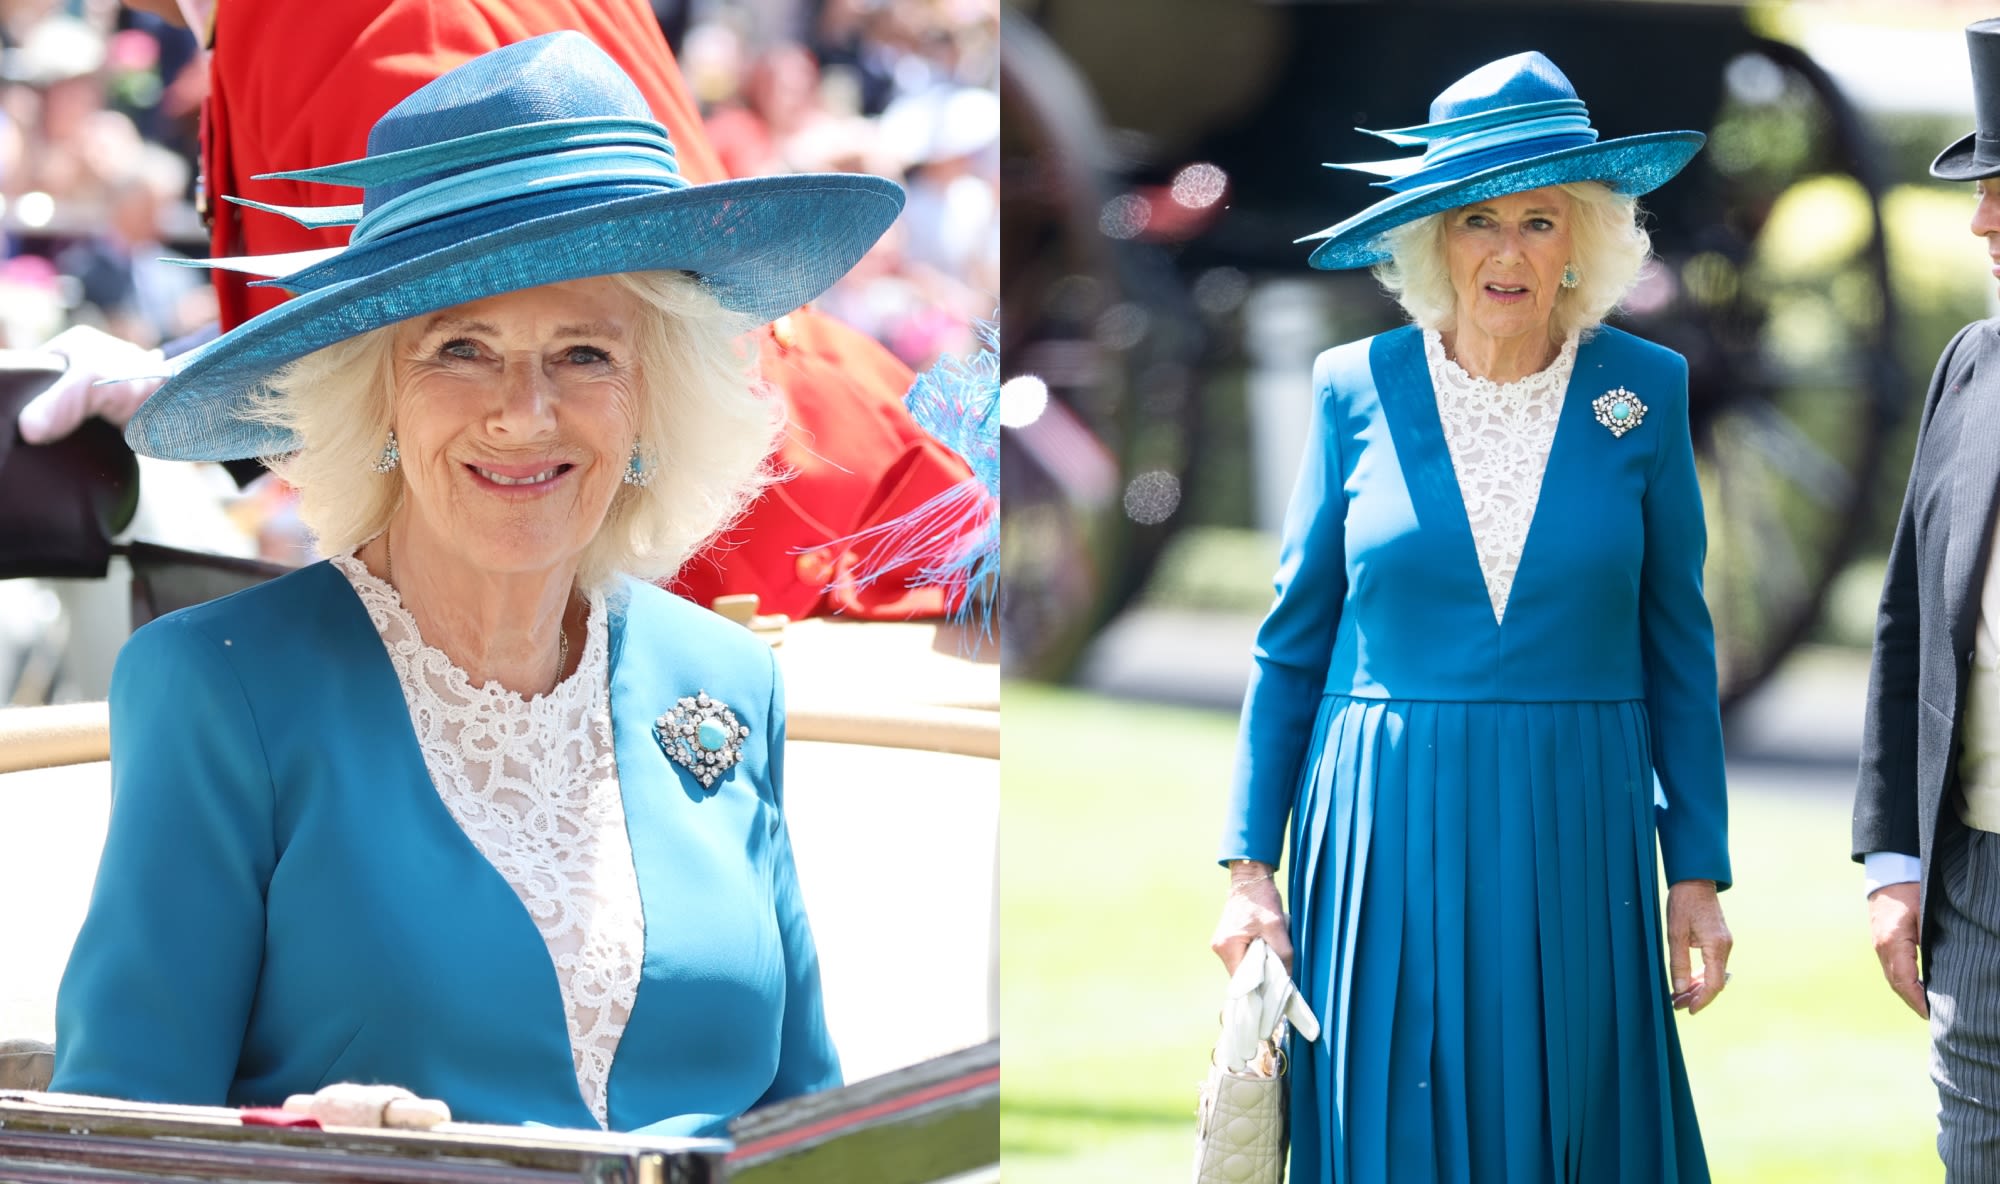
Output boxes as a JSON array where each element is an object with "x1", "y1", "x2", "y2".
[
  {"x1": 1592, "y1": 388, "x2": 1647, "y2": 438},
  {"x1": 654, "y1": 691, "x2": 750, "y2": 789}
]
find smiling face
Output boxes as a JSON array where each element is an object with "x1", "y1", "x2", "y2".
[
  {"x1": 1442, "y1": 186, "x2": 1574, "y2": 348},
  {"x1": 388, "y1": 276, "x2": 643, "y2": 581}
]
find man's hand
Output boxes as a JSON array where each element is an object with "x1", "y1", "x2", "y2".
[
  {"x1": 16, "y1": 325, "x2": 165, "y2": 444},
  {"x1": 1869, "y1": 880, "x2": 1928, "y2": 1019}
]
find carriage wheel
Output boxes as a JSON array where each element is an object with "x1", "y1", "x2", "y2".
[
  {"x1": 998, "y1": 13, "x2": 1207, "y2": 682},
  {"x1": 1616, "y1": 36, "x2": 1904, "y2": 709}
]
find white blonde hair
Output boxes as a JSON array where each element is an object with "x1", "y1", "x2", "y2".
[
  {"x1": 243, "y1": 271, "x2": 782, "y2": 588},
  {"x1": 1371, "y1": 181, "x2": 1652, "y2": 342}
]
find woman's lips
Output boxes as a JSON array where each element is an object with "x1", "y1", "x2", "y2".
[
  {"x1": 1484, "y1": 283, "x2": 1530, "y2": 304},
  {"x1": 464, "y1": 461, "x2": 573, "y2": 494}
]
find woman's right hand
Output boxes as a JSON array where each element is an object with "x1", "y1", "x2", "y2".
[
  {"x1": 282, "y1": 1082, "x2": 452, "y2": 1129},
  {"x1": 1210, "y1": 860, "x2": 1293, "y2": 976}
]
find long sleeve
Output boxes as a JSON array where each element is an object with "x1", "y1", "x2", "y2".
[
  {"x1": 754, "y1": 646, "x2": 842, "y2": 1107},
  {"x1": 1220, "y1": 348, "x2": 1349, "y2": 866},
  {"x1": 1637, "y1": 353, "x2": 1732, "y2": 888},
  {"x1": 50, "y1": 616, "x2": 275, "y2": 1102},
  {"x1": 1854, "y1": 324, "x2": 1975, "y2": 862}
]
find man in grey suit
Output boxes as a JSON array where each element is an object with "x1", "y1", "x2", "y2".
[{"x1": 1856, "y1": 18, "x2": 2000, "y2": 1178}]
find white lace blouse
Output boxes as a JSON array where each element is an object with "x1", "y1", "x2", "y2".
[
  {"x1": 1422, "y1": 328, "x2": 1581, "y2": 624},
  {"x1": 332, "y1": 554, "x2": 642, "y2": 1128}
]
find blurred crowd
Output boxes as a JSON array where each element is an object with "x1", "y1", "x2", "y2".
[
  {"x1": 683, "y1": 0, "x2": 998, "y2": 367},
  {"x1": 0, "y1": 0, "x2": 209, "y2": 353},
  {"x1": 0, "y1": 0, "x2": 995, "y2": 367}
]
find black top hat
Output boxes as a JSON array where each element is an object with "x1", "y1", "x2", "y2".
[{"x1": 1934, "y1": 18, "x2": 2000, "y2": 180}]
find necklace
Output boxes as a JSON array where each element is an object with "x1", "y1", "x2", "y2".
[{"x1": 383, "y1": 531, "x2": 568, "y2": 689}]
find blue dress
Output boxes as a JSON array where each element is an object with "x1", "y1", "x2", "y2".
[{"x1": 1220, "y1": 326, "x2": 1730, "y2": 1183}]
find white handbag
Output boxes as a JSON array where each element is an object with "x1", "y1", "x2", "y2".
[{"x1": 1192, "y1": 939, "x2": 1320, "y2": 1184}]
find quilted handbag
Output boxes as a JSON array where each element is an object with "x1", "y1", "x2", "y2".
[{"x1": 1192, "y1": 939, "x2": 1320, "y2": 1184}]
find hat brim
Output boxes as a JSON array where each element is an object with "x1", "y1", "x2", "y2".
[
  {"x1": 1931, "y1": 131, "x2": 2000, "y2": 182},
  {"x1": 1302, "y1": 131, "x2": 1705, "y2": 270},
  {"x1": 128, "y1": 173, "x2": 903, "y2": 462}
]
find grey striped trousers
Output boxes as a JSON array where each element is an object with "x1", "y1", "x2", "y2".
[{"x1": 1931, "y1": 823, "x2": 2000, "y2": 1179}]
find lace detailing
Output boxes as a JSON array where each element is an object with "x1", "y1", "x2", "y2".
[
  {"x1": 332, "y1": 555, "x2": 641, "y2": 1128},
  {"x1": 1422, "y1": 329, "x2": 1580, "y2": 624}
]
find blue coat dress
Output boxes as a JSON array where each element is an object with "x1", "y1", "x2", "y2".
[
  {"x1": 50, "y1": 561, "x2": 839, "y2": 1135},
  {"x1": 1221, "y1": 325, "x2": 1730, "y2": 1183}
]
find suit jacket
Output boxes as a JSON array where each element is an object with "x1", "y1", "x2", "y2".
[
  {"x1": 202, "y1": 0, "x2": 972, "y2": 621},
  {"x1": 1221, "y1": 325, "x2": 1731, "y2": 887},
  {"x1": 49, "y1": 561, "x2": 839, "y2": 1134},
  {"x1": 1855, "y1": 319, "x2": 2000, "y2": 965}
]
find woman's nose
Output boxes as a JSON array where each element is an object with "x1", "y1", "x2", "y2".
[{"x1": 489, "y1": 360, "x2": 558, "y2": 435}]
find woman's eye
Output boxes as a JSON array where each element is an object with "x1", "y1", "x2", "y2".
[
  {"x1": 438, "y1": 339, "x2": 480, "y2": 360},
  {"x1": 563, "y1": 346, "x2": 612, "y2": 365},
  {"x1": 1529, "y1": 218, "x2": 1555, "y2": 231}
]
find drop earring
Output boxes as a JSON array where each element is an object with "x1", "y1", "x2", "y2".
[
  {"x1": 623, "y1": 440, "x2": 654, "y2": 487},
  {"x1": 1560, "y1": 263, "x2": 1580, "y2": 289},
  {"x1": 371, "y1": 429, "x2": 400, "y2": 473}
]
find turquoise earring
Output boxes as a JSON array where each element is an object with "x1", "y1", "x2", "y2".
[
  {"x1": 623, "y1": 441, "x2": 653, "y2": 488},
  {"x1": 1560, "y1": 263, "x2": 1580, "y2": 289}
]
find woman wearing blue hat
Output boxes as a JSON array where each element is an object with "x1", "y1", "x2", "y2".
[
  {"x1": 1210, "y1": 52, "x2": 1731, "y2": 1181},
  {"x1": 48, "y1": 33, "x2": 905, "y2": 1135}
]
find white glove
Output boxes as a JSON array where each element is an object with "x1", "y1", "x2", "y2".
[
  {"x1": 1217, "y1": 938, "x2": 1320, "y2": 1075},
  {"x1": 281, "y1": 1082, "x2": 452, "y2": 1130},
  {"x1": 16, "y1": 325, "x2": 168, "y2": 444}
]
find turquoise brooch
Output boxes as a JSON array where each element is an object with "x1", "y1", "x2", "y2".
[
  {"x1": 654, "y1": 691, "x2": 750, "y2": 789},
  {"x1": 1592, "y1": 388, "x2": 1647, "y2": 438}
]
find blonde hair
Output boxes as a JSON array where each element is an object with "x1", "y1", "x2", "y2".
[
  {"x1": 1371, "y1": 181, "x2": 1652, "y2": 342},
  {"x1": 243, "y1": 271, "x2": 782, "y2": 588}
]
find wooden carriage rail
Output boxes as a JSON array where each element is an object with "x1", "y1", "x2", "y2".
[
  {"x1": 0, "y1": 701, "x2": 998, "y2": 775},
  {"x1": 0, "y1": 702, "x2": 107, "y2": 774},
  {"x1": 0, "y1": 1040, "x2": 999, "y2": 1184},
  {"x1": 0, "y1": 1092, "x2": 725, "y2": 1183}
]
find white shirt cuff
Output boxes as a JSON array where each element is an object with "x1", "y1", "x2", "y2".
[{"x1": 1863, "y1": 851, "x2": 1922, "y2": 897}]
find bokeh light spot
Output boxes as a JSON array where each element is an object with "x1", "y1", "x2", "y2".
[
  {"x1": 999, "y1": 375, "x2": 1050, "y2": 429},
  {"x1": 1099, "y1": 193, "x2": 1151, "y2": 240},
  {"x1": 1123, "y1": 470, "x2": 1182, "y2": 525},
  {"x1": 1170, "y1": 162, "x2": 1228, "y2": 209}
]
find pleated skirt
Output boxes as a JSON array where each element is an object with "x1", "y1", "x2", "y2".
[{"x1": 1286, "y1": 696, "x2": 1707, "y2": 1184}]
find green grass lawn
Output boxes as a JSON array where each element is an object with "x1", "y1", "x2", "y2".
[{"x1": 1000, "y1": 682, "x2": 1940, "y2": 1182}]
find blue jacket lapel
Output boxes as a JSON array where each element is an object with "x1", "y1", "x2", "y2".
[{"x1": 1370, "y1": 326, "x2": 1488, "y2": 602}]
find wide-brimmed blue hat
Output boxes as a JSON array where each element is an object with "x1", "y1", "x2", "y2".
[
  {"x1": 126, "y1": 31, "x2": 904, "y2": 462},
  {"x1": 1300, "y1": 51, "x2": 1703, "y2": 270}
]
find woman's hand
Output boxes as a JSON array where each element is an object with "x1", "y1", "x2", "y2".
[
  {"x1": 1211, "y1": 860, "x2": 1293, "y2": 976},
  {"x1": 282, "y1": 1082, "x2": 452, "y2": 1129},
  {"x1": 1666, "y1": 879, "x2": 1731, "y2": 1014}
]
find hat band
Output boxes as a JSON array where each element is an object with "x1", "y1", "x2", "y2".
[
  {"x1": 351, "y1": 145, "x2": 690, "y2": 246},
  {"x1": 1421, "y1": 111, "x2": 1597, "y2": 166},
  {"x1": 1376, "y1": 130, "x2": 1599, "y2": 192}
]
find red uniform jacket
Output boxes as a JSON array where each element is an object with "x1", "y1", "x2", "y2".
[{"x1": 205, "y1": 0, "x2": 967, "y2": 619}]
